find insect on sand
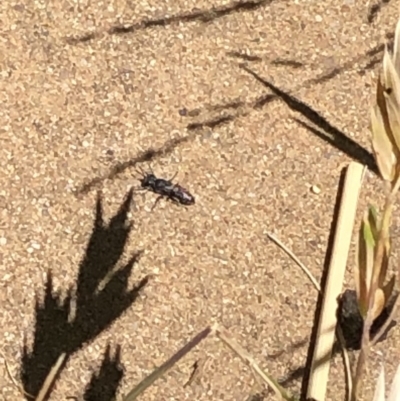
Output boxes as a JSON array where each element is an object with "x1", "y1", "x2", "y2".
[{"x1": 134, "y1": 165, "x2": 195, "y2": 211}]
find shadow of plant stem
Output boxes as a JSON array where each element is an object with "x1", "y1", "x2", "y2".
[
  {"x1": 108, "y1": 0, "x2": 272, "y2": 34},
  {"x1": 66, "y1": 0, "x2": 276, "y2": 43},
  {"x1": 240, "y1": 65, "x2": 379, "y2": 176},
  {"x1": 77, "y1": 40, "x2": 388, "y2": 196},
  {"x1": 77, "y1": 135, "x2": 192, "y2": 195},
  {"x1": 21, "y1": 189, "x2": 149, "y2": 401}
]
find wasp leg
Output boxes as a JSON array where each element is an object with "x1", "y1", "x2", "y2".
[
  {"x1": 131, "y1": 187, "x2": 147, "y2": 206},
  {"x1": 132, "y1": 186, "x2": 147, "y2": 193},
  {"x1": 147, "y1": 163, "x2": 155, "y2": 175},
  {"x1": 168, "y1": 171, "x2": 178, "y2": 182},
  {"x1": 150, "y1": 195, "x2": 163, "y2": 212}
]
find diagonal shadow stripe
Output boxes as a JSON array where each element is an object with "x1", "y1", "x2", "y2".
[
  {"x1": 241, "y1": 65, "x2": 379, "y2": 176},
  {"x1": 77, "y1": 32, "x2": 390, "y2": 195},
  {"x1": 367, "y1": 0, "x2": 391, "y2": 24},
  {"x1": 294, "y1": 118, "x2": 379, "y2": 176},
  {"x1": 109, "y1": 0, "x2": 274, "y2": 34},
  {"x1": 77, "y1": 135, "x2": 191, "y2": 195},
  {"x1": 66, "y1": 0, "x2": 281, "y2": 43}
]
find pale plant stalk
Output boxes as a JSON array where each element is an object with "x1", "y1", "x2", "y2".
[
  {"x1": 352, "y1": 175, "x2": 400, "y2": 401},
  {"x1": 352, "y1": 18, "x2": 400, "y2": 399},
  {"x1": 372, "y1": 363, "x2": 400, "y2": 401}
]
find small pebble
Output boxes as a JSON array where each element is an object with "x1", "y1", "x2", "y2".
[{"x1": 311, "y1": 185, "x2": 321, "y2": 194}]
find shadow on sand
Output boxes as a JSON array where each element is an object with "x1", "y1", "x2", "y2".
[{"x1": 21, "y1": 189, "x2": 150, "y2": 401}]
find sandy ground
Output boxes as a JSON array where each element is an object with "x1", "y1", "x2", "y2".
[{"x1": 1, "y1": 1, "x2": 400, "y2": 400}]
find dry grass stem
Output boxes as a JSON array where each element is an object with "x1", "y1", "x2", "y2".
[
  {"x1": 35, "y1": 353, "x2": 67, "y2": 401},
  {"x1": 307, "y1": 162, "x2": 366, "y2": 401},
  {"x1": 122, "y1": 327, "x2": 212, "y2": 401},
  {"x1": 266, "y1": 232, "x2": 321, "y2": 292},
  {"x1": 214, "y1": 324, "x2": 293, "y2": 401},
  {"x1": 1, "y1": 351, "x2": 35, "y2": 399}
]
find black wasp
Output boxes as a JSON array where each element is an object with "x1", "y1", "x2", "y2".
[{"x1": 135, "y1": 165, "x2": 195, "y2": 210}]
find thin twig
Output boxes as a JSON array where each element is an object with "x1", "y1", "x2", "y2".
[
  {"x1": 266, "y1": 232, "x2": 352, "y2": 401},
  {"x1": 266, "y1": 233, "x2": 321, "y2": 292},
  {"x1": 123, "y1": 327, "x2": 212, "y2": 401},
  {"x1": 0, "y1": 351, "x2": 35, "y2": 399},
  {"x1": 215, "y1": 324, "x2": 292, "y2": 401},
  {"x1": 266, "y1": 163, "x2": 365, "y2": 401},
  {"x1": 35, "y1": 352, "x2": 67, "y2": 401},
  {"x1": 307, "y1": 162, "x2": 365, "y2": 401},
  {"x1": 336, "y1": 328, "x2": 353, "y2": 401}
]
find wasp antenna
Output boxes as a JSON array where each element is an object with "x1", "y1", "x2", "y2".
[
  {"x1": 169, "y1": 171, "x2": 178, "y2": 182},
  {"x1": 135, "y1": 165, "x2": 146, "y2": 176},
  {"x1": 147, "y1": 163, "x2": 155, "y2": 174}
]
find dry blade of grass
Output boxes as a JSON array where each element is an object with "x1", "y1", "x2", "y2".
[
  {"x1": 372, "y1": 363, "x2": 400, "y2": 401},
  {"x1": 389, "y1": 363, "x2": 400, "y2": 400},
  {"x1": 121, "y1": 322, "x2": 298, "y2": 401},
  {"x1": 266, "y1": 232, "x2": 321, "y2": 292},
  {"x1": 373, "y1": 366, "x2": 386, "y2": 401},
  {"x1": 267, "y1": 229, "x2": 352, "y2": 401},
  {"x1": 214, "y1": 324, "x2": 295, "y2": 401},
  {"x1": 0, "y1": 350, "x2": 35, "y2": 399},
  {"x1": 267, "y1": 162, "x2": 365, "y2": 401},
  {"x1": 353, "y1": 17, "x2": 400, "y2": 401},
  {"x1": 122, "y1": 326, "x2": 212, "y2": 401},
  {"x1": 307, "y1": 162, "x2": 365, "y2": 401},
  {"x1": 35, "y1": 353, "x2": 67, "y2": 401},
  {"x1": 118, "y1": 162, "x2": 362, "y2": 401},
  {"x1": 1, "y1": 350, "x2": 66, "y2": 401}
]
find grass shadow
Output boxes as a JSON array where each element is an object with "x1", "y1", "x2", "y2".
[
  {"x1": 226, "y1": 51, "x2": 263, "y2": 62},
  {"x1": 83, "y1": 344, "x2": 124, "y2": 401},
  {"x1": 76, "y1": 29, "x2": 392, "y2": 197},
  {"x1": 21, "y1": 189, "x2": 149, "y2": 400},
  {"x1": 77, "y1": 136, "x2": 191, "y2": 195},
  {"x1": 179, "y1": 40, "x2": 388, "y2": 141},
  {"x1": 240, "y1": 65, "x2": 379, "y2": 176},
  {"x1": 293, "y1": 118, "x2": 378, "y2": 175},
  {"x1": 367, "y1": 0, "x2": 391, "y2": 24},
  {"x1": 66, "y1": 0, "x2": 279, "y2": 43}
]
